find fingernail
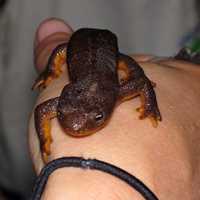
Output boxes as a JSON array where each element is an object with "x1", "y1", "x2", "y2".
[{"x1": 34, "y1": 18, "x2": 73, "y2": 48}]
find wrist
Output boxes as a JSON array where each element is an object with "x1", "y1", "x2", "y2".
[{"x1": 41, "y1": 167, "x2": 144, "y2": 200}]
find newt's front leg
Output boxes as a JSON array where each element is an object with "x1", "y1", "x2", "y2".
[
  {"x1": 32, "y1": 43, "x2": 67, "y2": 90},
  {"x1": 34, "y1": 97, "x2": 59, "y2": 162},
  {"x1": 118, "y1": 53, "x2": 161, "y2": 127}
]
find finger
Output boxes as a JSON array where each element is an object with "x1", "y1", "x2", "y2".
[{"x1": 34, "y1": 18, "x2": 73, "y2": 73}]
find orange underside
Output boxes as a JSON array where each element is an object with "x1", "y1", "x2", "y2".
[{"x1": 53, "y1": 48, "x2": 66, "y2": 77}]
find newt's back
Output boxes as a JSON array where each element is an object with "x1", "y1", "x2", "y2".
[{"x1": 67, "y1": 28, "x2": 119, "y2": 82}]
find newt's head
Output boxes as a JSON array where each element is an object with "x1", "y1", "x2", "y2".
[{"x1": 57, "y1": 77, "x2": 118, "y2": 137}]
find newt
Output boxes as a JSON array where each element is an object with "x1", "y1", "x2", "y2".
[{"x1": 33, "y1": 28, "x2": 161, "y2": 161}]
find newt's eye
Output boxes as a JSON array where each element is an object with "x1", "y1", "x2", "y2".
[
  {"x1": 76, "y1": 89, "x2": 82, "y2": 94},
  {"x1": 95, "y1": 113, "x2": 104, "y2": 122}
]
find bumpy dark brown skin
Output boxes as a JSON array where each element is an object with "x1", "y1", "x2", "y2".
[{"x1": 33, "y1": 28, "x2": 161, "y2": 161}]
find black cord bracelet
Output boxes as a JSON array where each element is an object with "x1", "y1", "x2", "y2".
[{"x1": 30, "y1": 157, "x2": 159, "y2": 200}]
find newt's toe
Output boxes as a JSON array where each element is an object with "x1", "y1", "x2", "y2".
[
  {"x1": 42, "y1": 152, "x2": 49, "y2": 163},
  {"x1": 149, "y1": 115, "x2": 159, "y2": 128},
  {"x1": 137, "y1": 105, "x2": 161, "y2": 127},
  {"x1": 41, "y1": 137, "x2": 52, "y2": 163},
  {"x1": 32, "y1": 73, "x2": 54, "y2": 90}
]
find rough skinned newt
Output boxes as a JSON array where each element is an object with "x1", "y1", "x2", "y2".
[{"x1": 33, "y1": 28, "x2": 161, "y2": 161}]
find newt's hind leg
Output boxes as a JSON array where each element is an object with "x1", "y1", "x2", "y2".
[
  {"x1": 118, "y1": 53, "x2": 161, "y2": 127},
  {"x1": 32, "y1": 43, "x2": 67, "y2": 90},
  {"x1": 34, "y1": 97, "x2": 59, "y2": 162}
]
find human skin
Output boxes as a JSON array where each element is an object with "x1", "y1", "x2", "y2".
[{"x1": 29, "y1": 19, "x2": 200, "y2": 200}]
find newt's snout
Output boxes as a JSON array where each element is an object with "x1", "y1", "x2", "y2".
[{"x1": 57, "y1": 111, "x2": 105, "y2": 137}]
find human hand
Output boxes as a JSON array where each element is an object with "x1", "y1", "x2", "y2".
[{"x1": 29, "y1": 18, "x2": 200, "y2": 200}]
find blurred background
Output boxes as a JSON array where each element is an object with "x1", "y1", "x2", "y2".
[{"x1": 0, "y1": 0, "x2": 199, "y2": 199}]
